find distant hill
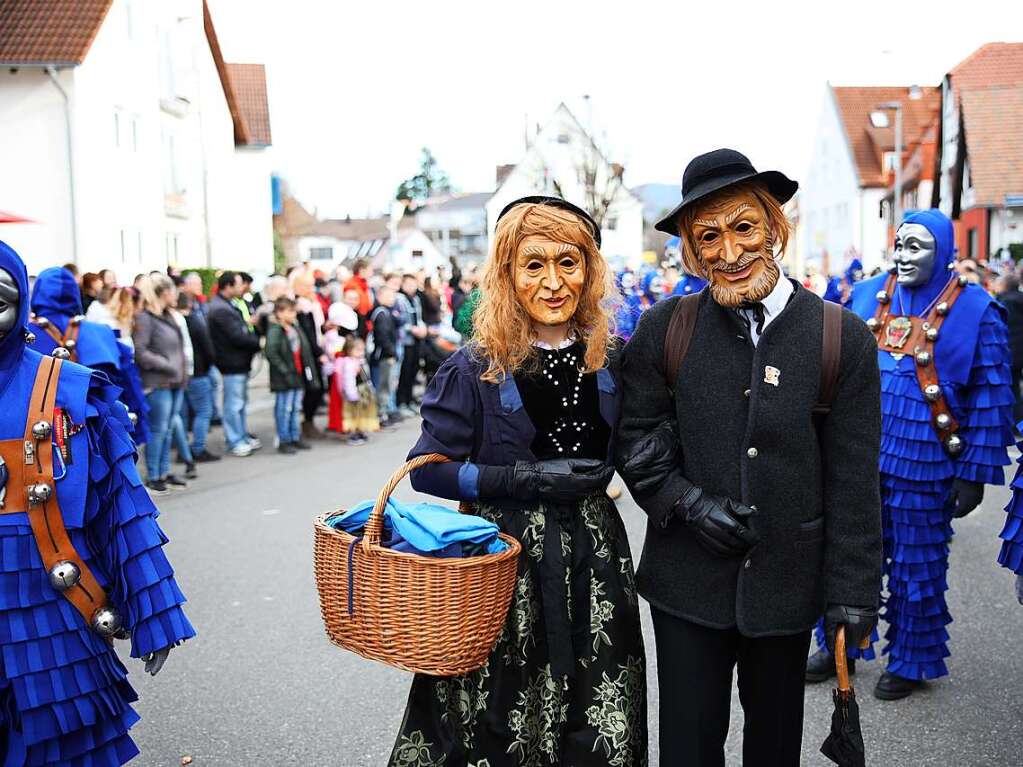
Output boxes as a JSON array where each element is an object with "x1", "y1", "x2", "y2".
[{"x1": 632, "y1": 183, "x2": 680, "y2": 225}]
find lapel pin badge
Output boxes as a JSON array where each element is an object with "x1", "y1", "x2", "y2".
[{"x1": 764, "y1": 366, "x2": 781, "y2": 387}]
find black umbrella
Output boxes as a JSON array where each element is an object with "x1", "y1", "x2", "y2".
[{"x1": 820, "y1": 626, "x2": 866, "y2": 767}]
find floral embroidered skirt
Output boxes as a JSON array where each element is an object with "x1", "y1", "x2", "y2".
[{"x1": 388, "y1": 494, "x2": 648, "y2": 767}]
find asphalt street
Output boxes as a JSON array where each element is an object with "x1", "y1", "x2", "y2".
[{"x1": 122, "y1": 383, "x2": 1023, "y2": 766}]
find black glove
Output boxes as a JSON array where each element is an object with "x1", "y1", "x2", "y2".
[
  {"x1": 481, "y1": 459, "x2": 614, "y2": 504},
  {"x1": 615, "y1": 420, "x2": 679, "y2": 499},
  {"x1": 953, "y1": 480, "x2": 984, "y2": 518},
  {"x1": 677, "y1": 486, "x2": 759, "y2": 557},
  {"x1": 823, "y1": 604, "x2": 878, "y2": 654}
]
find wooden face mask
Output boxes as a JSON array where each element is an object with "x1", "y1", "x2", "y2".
[
  {"x1": 513, "y1": 236, "x2": 587, "y2": 327},
  {"x1": 689, "y1": 189, "x2": 780, "y2": 308}
]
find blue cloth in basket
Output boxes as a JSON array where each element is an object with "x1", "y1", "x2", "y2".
[{"x1": 328, "y1": 498, "x2": 508, "y2": 557}]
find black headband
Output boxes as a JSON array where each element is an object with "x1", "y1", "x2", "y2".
[{"x1": 495, "y1": 195, "x2": 602, "y2": 247}]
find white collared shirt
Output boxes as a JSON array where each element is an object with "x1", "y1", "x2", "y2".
[{"x1": 738, "y1": 277, "x2": 794, "y2": 346}]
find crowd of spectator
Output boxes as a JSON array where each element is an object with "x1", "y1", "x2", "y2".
[{"x1": 53, "y1": 257, "x2": 479, "y2": 498}]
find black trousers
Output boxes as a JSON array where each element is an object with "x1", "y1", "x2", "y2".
[
  {"x1": 397, "y1": 342, "x2": 421, "y2": 407},
  {"x1": 651, "y1": 608, "x2": 811, "y2": 767}
]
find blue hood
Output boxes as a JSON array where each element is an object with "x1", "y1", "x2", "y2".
[
  {"x1": 897, "y1": 209, "x2": 955, "y2": 314},
  {"x1": 31, "y1": 266, "x2": 83, "y2": 330},
  {"x1": 0, "y1": 239, "x2": 31, "y2": 373},
  {"x1": 844, "y1": 258, "x2": 864, "y2": 285}
]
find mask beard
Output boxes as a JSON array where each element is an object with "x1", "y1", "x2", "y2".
[{"x1": 708, "y1": 253, "x2": 780, "y2": 308}]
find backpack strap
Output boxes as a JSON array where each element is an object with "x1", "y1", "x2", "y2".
[
  {"x1": 814, "y1": 300, "x2": 843, "y2": 414},
  {"x1": 663, "y1": 294, "x2": 701, "y2": 391}
]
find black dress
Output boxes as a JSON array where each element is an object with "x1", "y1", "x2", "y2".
[{"x1": 389, "y1": 343, "x2": 647, "y2": 767}]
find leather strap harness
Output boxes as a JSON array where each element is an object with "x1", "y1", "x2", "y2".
[
  {"x1": 867, "y1": 272, "x2": 968, "y2": 456},
  {"x1": 32, "y1": 314, "x2": 82, "y2": 362},
  {"x1": 0, "y1": 356, "x2": 121, "y2": 637}
]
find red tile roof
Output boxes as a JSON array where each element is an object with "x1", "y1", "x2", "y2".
[
  {"x1": 949, "y1": 42, "x2": 1023, "y2": 95},
  {"x1": 0, "y1": 0, "x2": 112, "y2": 65},
  {"x1": 202, "y1": 1, "x2": 251, "y2": 147},
  {"x1": 226, "y1": 63, "x2": 272, "y2": 146},
  {"x1": 832, "y1": 86, "x2": 940, "y2": 188},
  {"x1": 960, "y1": 85, "x2": 1023, "y2": 206}
]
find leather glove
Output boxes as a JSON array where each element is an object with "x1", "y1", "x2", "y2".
[
  {"x1": 142, "y1": 646, "x2": 171, "y2": 676},
  {"x1": 823, "y1": 604, "x2": 878, "y2": 654},
  {"x1": 486, "y1": 459, "x2": 615, "y2": 504},
  {"x1": 677, "y1": 487, "x2": 759, "y2": 557},
  {"x1": 1015, "y1": 574, "x2": 1023, "y2": 606},
  {"x1": 953, "y1": 479, "x2": 984, "y2": 518},
  {"x1": 615, "y1": 420, "x2": 679, "y2": 499}
]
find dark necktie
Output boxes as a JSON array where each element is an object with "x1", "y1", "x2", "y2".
[{"x1": 738, "y1": 303, "x2": 767, "y2": 337}]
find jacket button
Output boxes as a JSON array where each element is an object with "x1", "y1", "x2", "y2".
[
  {"x1": 744, "y1": 559, "x2": 752, "y2": 569},
  {"x1": 747, "y1": 447, "x2": 759, "y2": 459},
  {"x1": 743, "y1": 389, "x2": 751, "y2": 398}
]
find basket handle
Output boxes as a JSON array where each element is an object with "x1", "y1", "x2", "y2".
[{"x1": 362, "y1": 453, "x2": 451, "y2": 553}]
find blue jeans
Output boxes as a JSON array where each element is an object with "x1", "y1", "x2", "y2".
[
  {"x1": 274, "y1": 388, "x2": 303, "y2": 444},
  {"x1": 221, "y1": 373, "x2": 250, "y2": 449},
  {"x1": 186, "y1": 375, "x2": 213, "y2": 453},
  {"x1": 145, "y1": 387, "x2": 184, "y2": 480},
  {"x1": 209, "y1": 365, "x2": 222, "y2": 420}
]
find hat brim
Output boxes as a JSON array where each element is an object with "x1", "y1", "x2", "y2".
[{"x1": 654, "y1": 170, "x2": 798, "y2": 235}]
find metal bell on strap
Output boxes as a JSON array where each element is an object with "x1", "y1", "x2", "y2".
[
  {"x1": 91, "y1": 606, "x2": 123, "y2": 637},
  {"x1": 51, "y1": 347, "x2": 71, "y2": 360},
  {"x1": 36, "y1": 317, "x2": 50, "y2": 329},
  {"x1": 48, "y1": 560, "x2": 81, "y2": 592},
  {"x1": 876, "y1": 290, "x2": 890, "y2": 305},
  {"x1": 64, "y1": 338, "x2": 77, "y2": 351},
  {"x1": 936, "y1": 413, "x2": 952, "y2": 430},
  {"x1": 32, "y1": 420, "x2": 52, "y2": 440},
  {"x1": 924, "y1": 384, "x2": 942, "y2": 402},
  {"x1": 945, "y1": 433, "x2": 964, "y2": 456},
  {"x1": 957, "y1": 275, "x2": 969, "y2": 287},
  {"x1": 127, "y1": 411, "x2": 138, "y2": 427},
  {"x1": 27, "y1": 482, "x2": 52, "y2": 504},
  {"x1": 23, "y1": 330, "x2": 36, "y2": 344},
  {"x1": 70, "y1": 315, "x2": 85, "y2": 326},
  {"x1": 925, "y1": 327, "x2": 939, "y2": 342},
  {"x1": 866, "y1": 317, "x2": 880, "y2": 332},
  {"x1": 915, "y1": 351, "x2": 932, "y2": 367},
  {"x1": 936, "y1": 302, "x2": 949, "y2": 316}
]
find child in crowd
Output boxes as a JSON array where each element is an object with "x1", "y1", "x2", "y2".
[
  {"x1": 265, "y1": 296, "x2": 315, "y2": 454},
  {"x1": 370, "y1": 286, "x2": 400, "y2": 428},
  {"x1": 335, "y1": 336, "x2": 378, "y2": 446}
]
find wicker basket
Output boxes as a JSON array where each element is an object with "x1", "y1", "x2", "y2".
[{"x1": 313, "y1": 453, "x2": 522, "y2": 676}]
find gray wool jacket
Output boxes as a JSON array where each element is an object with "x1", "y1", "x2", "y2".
[
  {"x1": 618, "y1": 283, "x2": 882, "y2": 636},
  {"x1": 133, "y1": 309, "x2": 187, "y2": 390}
]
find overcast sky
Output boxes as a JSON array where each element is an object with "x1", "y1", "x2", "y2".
[{"x1": 208, "y1": 0, "x2": 1022, "y2": 218}]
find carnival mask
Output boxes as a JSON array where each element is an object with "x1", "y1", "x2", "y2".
[
  {"x1": 689, "y1": 189, "x2": 779, "y2": 308},
  {"x1": 514, "y1": 236, "x2": 586, "y2": 327},
  {"x1": 0, "y1": 269, "x2": 19, "y2": 337},
  {"x1": 892, "y1": 223, "x2": 937, "y2": 287}
]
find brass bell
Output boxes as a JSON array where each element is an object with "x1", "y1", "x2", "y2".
[
  {"x1": 936, "y1": 413, "x2": 952, "y2": 430},
  {"x1": 70, "y1": 315, "x2": 84, "y2": 326},
  {"x1": 924, "y1": 384, "x2": 942, "y2": 402},
  {"x1": 23, "y1": 331, "x2": 36, "y2": 344},
  {"x1": 48, "y1": 560, "x2": 81, "y2": 592},
  {"x1": 51, "y1": 347, "x2": 71, "y2": 360},
  {"x1": 957, "y1": 275, "x2": 968, "y2": 287},
  {"x1": 876, "y1": 290, "x2": 890, "y2": 305},
  {"x1": 936, "y1": 302, "x2": 949, "y2": 316},
  {"x1": 128, "y1": 411, "x2": 138, "y2": 427},
  {"x1": 27, "y1": 482, "x2": 52, "y2": 504},
  {"x1": 915, "y1": 351, "x2": 932, "y2": 367},
  {"x1": 945, "y1": 434, "x2": 964, "y2": 456},
  {"x1": 91, "y1": 606, "x2": 123, "y2": 638},
  {"x1": 866, "y1": 317, "x2": 880, "y2": 332},
  {"x1": 64, "y1": 338, "x2": 77, "y2": 351},
  {"x1": 925, "y1": 327, "x2": 939, "y2": 342},
  {"x1": 32, "y1": 420, "x2": 52, "y2": 440}
]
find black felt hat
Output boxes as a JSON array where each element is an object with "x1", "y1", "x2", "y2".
[
  {"x1": 496, "y1": 195, "x2": 602, "y2": 247},
  {"x1": 654, "y1": 149, "x2": 798, "y2": 235}
]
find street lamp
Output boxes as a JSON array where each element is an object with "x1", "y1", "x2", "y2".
[{"x1": 878, "y1": 100, "x2": 903, "y2": 230}]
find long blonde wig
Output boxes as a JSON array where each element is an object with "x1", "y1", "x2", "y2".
[{"x1": 474, "y1": 202, "x2": 618, "y2": 383}]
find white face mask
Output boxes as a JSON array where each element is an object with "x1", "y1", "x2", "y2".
[
  {"x1": 893, "y1": 223, "x2": 937, "y2": 287},
  {"x1": 0, "y1": 269, "x2": 19, "y2": 337}
]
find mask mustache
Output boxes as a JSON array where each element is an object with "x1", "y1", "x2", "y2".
[{"x1": 712, "y1": 252, "x2": 764, "y2": 274}]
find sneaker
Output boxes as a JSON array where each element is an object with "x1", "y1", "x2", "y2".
[
  {"x1": 247, "y1": 436, "x2": 263, "y2": 451},
  {"x1": 184, "y1": 462, "x2": 198, "y2": 480},
  {"x1": 165, "y1": 475, "x2": 189, "y2": 489},
  {"x1": 399, "y1": 406, "x2": 418, "y2": 418},
  {"x1": 805, "y1": 649, "x2": 854, "y2": 683},
  {"x1": 193, "y1": 450, "x2": 221, "y2": 463},
  {"x1": 277, "y1": 443, "x2": 297, "y2": 455},
  {"x1": 146, "y1": 479, "x2": 169, "y2": 497},
  {"x1": 348, "y1": 434, "x2": 368, "y2": 446},
  {"x1": 230, "y1": 443, "x2": 253, "y2": 457},
  {"x1": 292, "y1": 440, "x2": 312, "y2": 451}
]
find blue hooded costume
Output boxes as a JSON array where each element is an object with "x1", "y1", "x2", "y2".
[
  {"x1": 615, "y1": 271, "x2": 644, "y2": 341},
  {"x1": 28, "y1": 268, "x2": 150, "y2": 446},
  {"x1": 0, "y1": 243, "x2": 194, "y2": 765},
  {"x1": 999, "y1": 426, "x2": 1023, "y2": 578},
  {"x1": 823, "y1": 258, "x2": 863, "y2": 307},
  {"x1": 818, "y1": 210, "x2": 1013, "y2": 680}
]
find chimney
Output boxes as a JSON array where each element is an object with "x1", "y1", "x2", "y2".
[{"x1": 496, "y1": 164, "x2": 516, "y2": 187}]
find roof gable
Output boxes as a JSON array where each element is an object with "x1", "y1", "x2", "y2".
[
  {"x1": 0, "y1": 0, "x2": 113, "y2": 66},
  {"x1": 949, "y1": 42, "x2": 1023, "y2": 94},
  {"x1": 960, "y1": 84, "x2": 1023, "y2": 206},
  {"x1": 226, "y1": 63, "x2": 272, "y2": 146}
]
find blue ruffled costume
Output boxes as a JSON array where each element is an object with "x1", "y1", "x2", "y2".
[
  {"x1": 27, "y1": 269, "x2": 149, "y2": 446},
  {"x1": 816, "y1": 210, "x2": 1013, "y2": 680},
  {"x1": 998, "y1": 427, "x2": 1023, "y2": 576},
  {"x1": 0, "y1": 243, "x2": 195, "y2": 765}
]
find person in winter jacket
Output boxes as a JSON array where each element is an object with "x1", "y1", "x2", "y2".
[{"x1": 265, "y1": 297, "x2": 316, "y2": 454}]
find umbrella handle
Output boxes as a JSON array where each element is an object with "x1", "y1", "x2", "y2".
[{"x1": 834, "y1": 625, "x2": 850, "y2": 692}]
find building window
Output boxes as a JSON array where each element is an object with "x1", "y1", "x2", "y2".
[
  {"x1": 309, "y1": 246, "x2": 334, "y2": 260},
  {"x1": 870, "y1": 111, "x2": 890, "y2": 128},
  {"x1": 120, "y1": 230, "x2": 127, "y2": 262},
  {"x1": 967, "y1": 228, "x2": 977, "y2": 260},
  {"x1": 605, "y1": 217, "x2": 618, "y2": 231},
  {"x1": 883, "y1": 152, "x2": 897, "y2": 172},
  {"x1": 131, "y1": 117, "x2": 139, "y2": 152},
  {"x1": 556, "y1": 133, "x2": 571, "y2": 144}
]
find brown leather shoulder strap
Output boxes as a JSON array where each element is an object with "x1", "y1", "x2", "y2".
[
  {"x1": 23, "y1": 357, "x2": 112, "y2": 633},
  {"x1": 815, "y1": 301, "x2": 843, "y2": 413},
  {"x1": 663, "y1": 294, "x2": 701, "y2": 391}
]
